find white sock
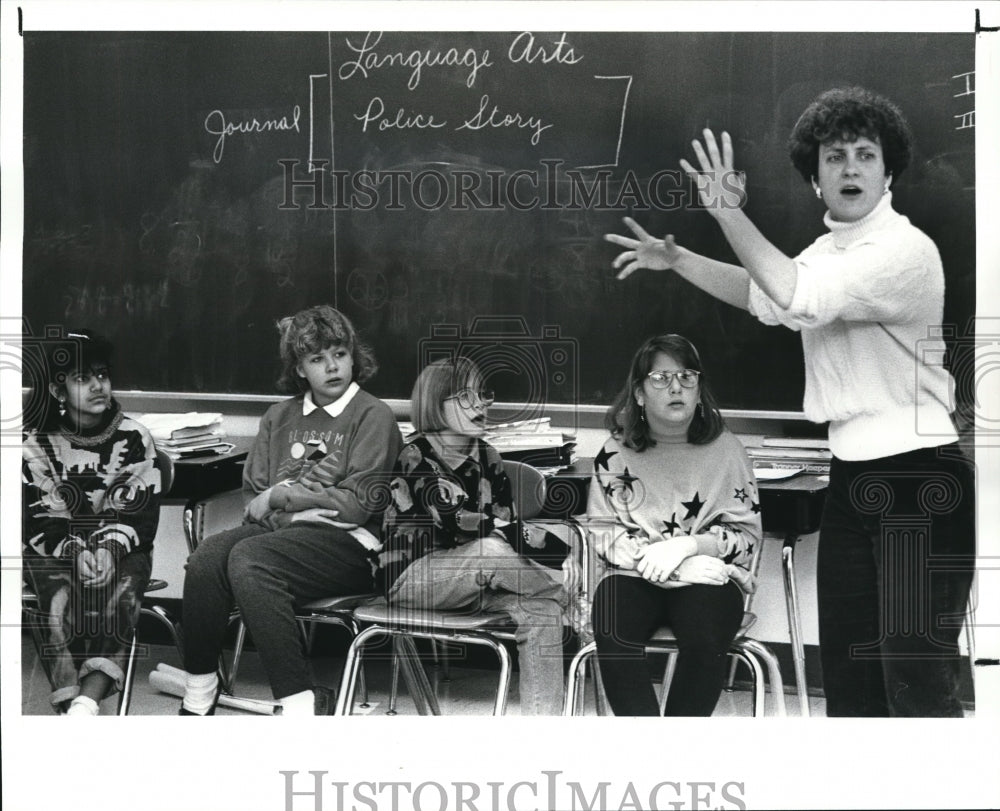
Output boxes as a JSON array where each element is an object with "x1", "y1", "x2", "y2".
[
  {"x1": 66, "y1": 696, "x2": 100, "y2": 716},
  {"x1": 182, "y1": 672, "x2": 219, "y2": 715},
  {"x1": 279, "y1": 689, "x2": 316, "y2": 716}
]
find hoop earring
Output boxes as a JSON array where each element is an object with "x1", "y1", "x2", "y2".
[{"x1": 58, "y1": 397, "x2": 67, "y2": 417}]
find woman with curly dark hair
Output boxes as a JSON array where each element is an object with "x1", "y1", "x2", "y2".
[{"x1": 605, "y1": 87, "x2": 975, "y2": 717}]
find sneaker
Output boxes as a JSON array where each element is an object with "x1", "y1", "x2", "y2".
[
  {"x1": 179, "y1": 683, "x2": 221, "y2": 716},
  {"x1": 313, "y1": 685, "x2": 337, "y2": 715}
]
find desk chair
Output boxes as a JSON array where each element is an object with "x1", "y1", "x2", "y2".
[
  {"x1": 563, "y1": 519, "x2": 786, "y2": 718},
  {"x1": 22, "y1": 449, "x2": 181, "y2": 715},
  {"x1": 334, "y1": 460, "x2": 589, "y2": 716}
]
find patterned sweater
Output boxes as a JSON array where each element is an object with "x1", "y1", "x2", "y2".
[
  {"x1": 378, "y1": 434, "x2": 569, "y2": 593},
  {"x1": 22, "y1": 402, "x2": 162, "y2": 563},
  {"x1": 587, "y1": 430, "x2": 761, "y2": 592},
  {"x1": 242, "y1": 385, "x2": 403, "y2": 546},
  {"x1": 748, "y1": 192, "x2": 957, "y2": 460}
]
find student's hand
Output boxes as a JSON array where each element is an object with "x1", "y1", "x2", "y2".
[
  {"x1": 672, "y1": 555, "x2": 730, "y2": 586},
  {"x1": 606, "y1": 217, "x2": 683, "y2": 280},
  {"x1": 83, "y1": 548, "x2": 116, "y2": 589},
  {"x1": 245, "y1": 488, "x2": 275, "y2": 522},
  {"x1": 76, "y1": 549, "x2": 98, "y2": 583},
  {"x1": 289, "y1": 508, "x2": 356, "y2": 529},
  {"x1": 634, "y1": 537, "x2": 696, "y2": 584},
  {"x1": 725, "y1": 563, "x2": 756, "y2": 593},
  {"x1": 679, "y1": 129, "x2": 746, "y2": 219}
]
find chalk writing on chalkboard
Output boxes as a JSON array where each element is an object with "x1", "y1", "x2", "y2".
[
  {"x1": 21, "y1": 30, "x2": 976, "y2": 410},
  {"x1": 952, "y1": 70, "x2": 975, "y2": 130}
]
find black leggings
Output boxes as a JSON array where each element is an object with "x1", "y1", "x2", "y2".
[{"x1": 592, "y1": 574, "x2": 744, "y2": 716}]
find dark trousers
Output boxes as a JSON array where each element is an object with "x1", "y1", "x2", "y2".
[
  {"x1": 818, "y1": 444, "x2": 976, "y2": 717},
  {"x1": 592, "y1": 574, "x2": 745, "y2": 716},
  {"x1": 182, "y1": 523, "x2": 373, "y2": 699},
  {"x1": 24, "y1": 550, "x2": 151, "y2": 708}
]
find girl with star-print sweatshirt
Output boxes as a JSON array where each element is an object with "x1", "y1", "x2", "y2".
[{"x1": 586, "y1": 334, "x2": 762, "y2": 716}]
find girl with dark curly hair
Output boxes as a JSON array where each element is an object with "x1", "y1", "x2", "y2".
[{"x1": 605, "y1": 87, "x2": 974, "y2": 717}]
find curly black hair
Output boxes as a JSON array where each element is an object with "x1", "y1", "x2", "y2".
[{"x1": 787, "y1": 86, "x2": 913, "y2": 183}]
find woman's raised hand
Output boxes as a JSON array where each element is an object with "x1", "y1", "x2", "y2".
[
  {"x1": 679, "y1": 129, "x2": 746, "y2": 217},
  {"x1": 605, "y1": 217, "x2": 682, "y2": 280}
]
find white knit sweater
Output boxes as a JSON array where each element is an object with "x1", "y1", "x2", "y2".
[{"x1": 748, "y1": 192, "x2": 957, "y2": 460}]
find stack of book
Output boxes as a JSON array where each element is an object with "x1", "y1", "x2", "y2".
[
  {"x1": 484, "y1": 418, "x2": 577, "y2": 472},
  {"x1": 746, "y1": 436, "x2": 831, "y2": 476},
  {"x1": 139, "y1": 412, "x2": 235, "y2": 460}
]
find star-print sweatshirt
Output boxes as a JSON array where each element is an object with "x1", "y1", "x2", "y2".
[
  {"x1": 242, "y1": 385, "x2": 403, "y2": 548},
  {"x1": 587, "y1": 430, "x2": 761, "y2": 592},
  {"x1": 22, "y1": 401, "x2": 162, "y2": 563}
]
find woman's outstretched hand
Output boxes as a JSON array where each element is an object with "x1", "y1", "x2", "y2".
[
  {"x1": 605, "y1": 217, "x2": 682, "y2": 280},
  {"x1": 679, "y1": 129, "x2": 746, "y2": 217}
]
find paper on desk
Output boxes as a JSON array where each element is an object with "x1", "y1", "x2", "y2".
[{"x1": 753, "y1": 466, "x2": 804, "y2": 481}]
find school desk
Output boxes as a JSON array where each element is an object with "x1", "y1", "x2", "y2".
[
  {"x1": 167, "y1": 437, "x2": 252, "y2": 502},
  {"x1": 542, "y1": 457, "x2": 828, "y2": 718}
]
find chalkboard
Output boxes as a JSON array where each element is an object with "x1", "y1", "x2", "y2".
[{"x1": 22, "y1": 31, "x2": 976, "y2": 412}]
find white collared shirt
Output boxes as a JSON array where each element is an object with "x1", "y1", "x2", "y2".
[{"x1": 302, "y1": 382, "x2": 360, "y2": 418}]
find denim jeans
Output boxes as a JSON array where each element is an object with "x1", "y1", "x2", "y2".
[
  {"x1": 24, "y1": 550, "x2": 151, "y2": 709},
  {"x1": 388, "y1": 537, "x2": 568, "y2": 715},
  {"x1": 182, "y1": 523, "x2": 373, "y2": 699},
  {"x1": 818, "y1": 444, "x2": 976, "y2": 716}
]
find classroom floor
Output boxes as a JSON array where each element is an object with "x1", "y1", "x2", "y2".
[{"x1": 19, "y1": 631, "x2": 831, "y2": 717}]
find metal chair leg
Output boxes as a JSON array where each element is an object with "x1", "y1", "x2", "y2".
[
  {"x1": 227, "y1": 618, "x2": 248, "y2": 693},
  {"x1": 729, "y1": 649, "x2": 766, "y2": 717},
  {"x1": 140, "y1": 605, "x2": 183, "y2": 658},
  {"x1": 564, "y1": 641, "x2": 596, "y2": 716},
  {"x1": 740, "y1": 638, "x2": 787, "y2": 717},
  {"x1": 116, "y1": 630, "x2": 140, "y2": 716},
  {"x1": 657, "y1": 650, "x2": 679, "y2": 715},
  {"x1": 387, "y1": 651, "x2": 401, "y2": 715},
  {"x1": 395, "y1": 637, "x2": 442, "y2": 716}
]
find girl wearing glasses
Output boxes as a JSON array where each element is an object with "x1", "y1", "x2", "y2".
[
  {"x1": 378, "y1": 357, "x2": 573, "y2": 715},
  {"x1": 606, "y1": 87, "x2": 974, "y2": 717},
  {"x1": 587, "y1": 334, "x2": 761, "y2": 716}
]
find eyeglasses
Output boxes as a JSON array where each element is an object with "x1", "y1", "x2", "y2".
[
  {"x1": 446, "y1": 388, "x2": 495, "y2": 409},
  {"x1": 646, "y1": 369, "x2": 700, "y2": 389}
]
